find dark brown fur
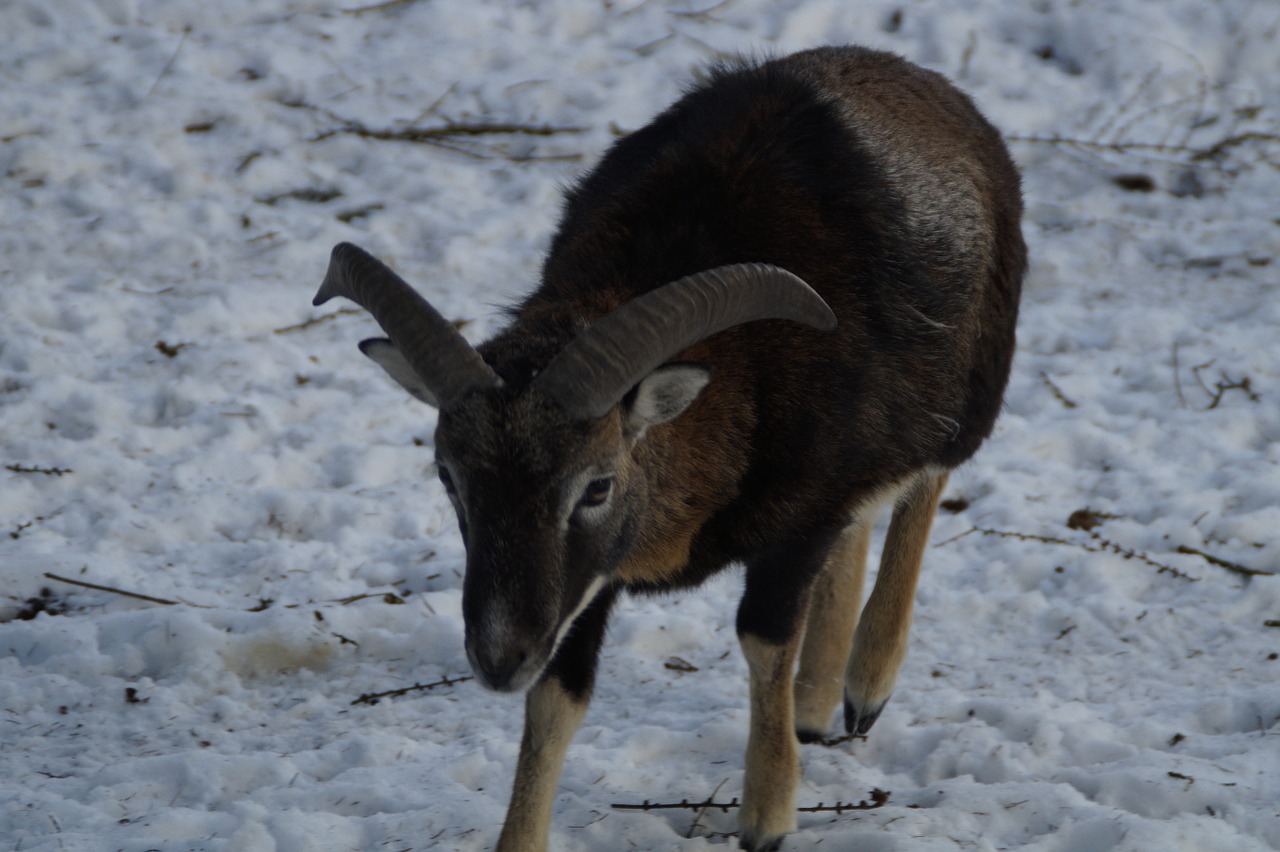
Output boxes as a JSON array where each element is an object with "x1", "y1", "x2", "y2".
[{"x1": 377, "y1": 46, "x2": 1022, "y2": 852}]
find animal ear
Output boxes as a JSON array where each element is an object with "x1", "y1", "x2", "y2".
[
  {"x1": 358, "y1": 338, "x2": 440, "y2": 407},
  {"x1": 624, "y1": 363, "x2": 711, "y2": 435}
]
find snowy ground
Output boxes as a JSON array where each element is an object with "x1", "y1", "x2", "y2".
[{"x1": 2, "y1": 0, "x2": 1279, "y2": 850}]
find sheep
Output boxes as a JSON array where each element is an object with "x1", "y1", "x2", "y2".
[{"x1": 314, "y1": 45, "x2": 1025, "y2": 852}]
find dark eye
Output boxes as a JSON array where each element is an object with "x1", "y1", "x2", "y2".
[
  {"x1": 579, "y1": 477, "x2": 614, "y2": 508},
  {"x1": 437, "y1": 465, "x2": 455, "y2": 493}
]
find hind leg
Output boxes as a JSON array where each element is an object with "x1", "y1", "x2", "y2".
[
  {"x1": 793, "y1": 518, "x2": 873, "y2": 740},
  {"x1": 844, "y1": 469, "x2": 948, "y2": 735}
]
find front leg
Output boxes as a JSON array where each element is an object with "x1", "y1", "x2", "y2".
[
  {"x1": 496, "y1": 677, "x2": 587, "y2": 852},
  {"x1": 735, "y1": 541, "x2": 831, "y2": 852},
  {"x1": 738, "y1": 631, "x2": 804, "y2": 852},
  {"x1": 496, "y1": 587, "x2": 616, "y2": 852}
]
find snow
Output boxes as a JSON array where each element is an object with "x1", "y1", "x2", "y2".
[{"x1": 2, "y1": 0, "x2": 1278, "y2": 849}]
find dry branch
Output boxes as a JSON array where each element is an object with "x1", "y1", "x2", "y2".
[
  {"x1": 938, "y1": 527, "x2": 1199, "y2": 581},
  {"x1": 306, "y1": 109, "x2": 587, "y2": 163},
  {"x1": 1176, "y1": 545, "x2": 1274, "y2": 578},
  {"x1": 1039, "y1": 372, "x2": 1078, "y2": 409},
  {"x1": 351, "y1": 674, "x2": 474, "y2": 706},
  {"x1": 1190, "y1": 130, "x2": 1280, "y2": 162},
  {"x1": 6, "y1": 464, "x2": 73, "y2": 476},
  {"x1": 42, "y1": 572, "x2": 202, "y2": 607},
  {"x1": 273, "y1": 307, "x2": 361, "y2": 335},
  {"x1": 1007, "y1": 128, "x2": 1280, "y2": 171},
  {"x1": 313, "y1": 118, "x2": 583, "y2": 148},
  {"x1": 341, "y1": 0, "x2": 424, "y2": 14},
  {"x1": 612, "y1": 788, "x2": 890, "y2": 814}
]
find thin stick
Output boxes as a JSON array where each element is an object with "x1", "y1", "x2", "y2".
[
  {"x1": 686, "y1": 778, "x2": 728, "y2": 838},
  {"x1": 612, "y1": 791, "x2": 890, "y2": 814},
  {"x1": 935, "y1": 528, "x2": 1199, "y2": 581},
  {"x1": 313, "y1": 120, "x2": 585, "y2": 144},
  {"x1": 341, "y1": 0, "x2": 424, "y2": 14},
  {"x1": 1039, "y1": 372, "x2": 1078, "y2": 409},
  {"x1": 612, "y1": 798, "x2": 740, "y2": 813},
  {"x1": 1172, "y1": 341, "x2": 1187, "y2": 409},
  {"x1": 351, "y1": 674, "x2": 474, "y2": 705},
  {"x1": 5, "y1": 464, "x2": 73, "y2": 476},
  {"x1": 1176, "y1": 545, "x2": 1274, "y2": 578},
  {"x1": 273, "y1": 307, "x2": 361, "y2": 335},
  {"x1": 146, "y1": 26, "x2": 192, "y2": 98},
  {"x1": 42, "y1": 572, "x2": 200, "y2": 607}
]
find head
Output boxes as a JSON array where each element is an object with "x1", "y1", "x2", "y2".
[
  {"x1": 313, "y1": 243, "x2": 834, "y2": 692},
  {"x1": 431, "y1": 361, "x2": 711, "y2": 691}
]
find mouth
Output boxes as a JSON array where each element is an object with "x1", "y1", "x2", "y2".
[
  {"x1": 465, "y1": 634, "x2": 553, "y2": 694},
  {"x1": 465, "y1": 575, "x2": 608, "y2": 694}
]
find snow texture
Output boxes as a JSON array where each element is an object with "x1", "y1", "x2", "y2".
[{"x1": 2, "y1": 0, "x2": 1278, "y2": 850}]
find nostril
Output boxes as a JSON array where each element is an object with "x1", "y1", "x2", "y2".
[{"x1": 468, "y1": 641, "x2": 530, "y2": 690}]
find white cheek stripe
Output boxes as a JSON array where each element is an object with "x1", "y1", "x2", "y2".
[{"x1": 549, "y1": 575, "x2": 608, "y2": 661}]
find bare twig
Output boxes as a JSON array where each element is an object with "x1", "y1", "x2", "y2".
[
  {"x1": 1206, "y1": 374, "x2": 1259, "y2": 410},
  {"x1": 1190, "y1": 130, "x2": 1280, "y2": 162},
  {"x1": 6, "y1": 464, "x2": 73, "y2": 477},
  {"x1": 1007, "y1": 129, "x2": 1280, "y2": 170},
  {"x1": 273, "y1": 307, "x2": 361, "y2": 334},
  {"x1": 1176, "y1": 545, "x2": 1274, "y2": 578},
  {"x1": 1007, "y1": 134, "x2": 1203, "y2": 158},
  {"x1": 686, "y1": 779, "x2": 728, "y2": 838},
  {"x1": 1092, "y1": 67, "x2": 1161, "y2": 144},
  {"x1": 937, "y1": 527, "x2": 1199, "y2": 581},
  {"x1": 154, "y1": 340, "x2": 190, "y2": 359},
  {"x1": 351, "y1": 674, "x2": 474, "y2": 705},
  {"x1": 310, "y1": 116, "x2": 586, "y2": 163},
  {"x1": 613, "y1": 797, "x2": 740, "y2": 813},
  {"x1": 341, "y1": 0, "x2": 424, "y2": 15},
  {"x1": 1172, "y1": 341, "x2": 1188, "y2": 408},
  {"x1": 1039, "y1": 372, "x2": 1078, "y2": 409},
  {"x1": 313, "y1": 119, "x2": 585, "y2": 144},
  {"x1": 42, "y1": 572, "x2": 207, "y2": 608},
  {"x1": 669, "y1": 0, "x2": 736, "y2": 20},
  {"x1": 146, "y1": 25, "x2": 192, "y2": 98},
  {"x1": 613, "y1": 789, "x2": 890, "y2": 814},
  {"x1": 332, "y1": 591, "x2": 407, "y2": 605},
  {"x1": 798, "y1": 789, "x2": 891, "y2": 813}
]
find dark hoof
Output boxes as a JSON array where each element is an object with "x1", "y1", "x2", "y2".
[
  {"x1": 843, "y1": 694, "x2": 887, "y2": 736},
  {"x1": 795, "y1": 727, "x2": 827, "y2": 745},
  {"x1": 739, "y1": 831, "x2": 784, "y2": 852}
]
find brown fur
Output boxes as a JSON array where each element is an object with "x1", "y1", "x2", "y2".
[{"x1": 335, "y1": 46, "x2": 1023, "y2": 852}]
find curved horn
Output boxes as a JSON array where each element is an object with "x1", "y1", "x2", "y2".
[
  {"x1": 314, "y1": 243, "x2": 496, "y2": 406},
  {"x1": 534, "y1": 263, "x2": 836, "y2": 419}
]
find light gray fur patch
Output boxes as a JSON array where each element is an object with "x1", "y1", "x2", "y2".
[
  {"x1": 359, "y1": 337, "x2": 439, "y2": 406},
  {"x1": 627, "y1": 363, "x2": 711, "y2": 436}
]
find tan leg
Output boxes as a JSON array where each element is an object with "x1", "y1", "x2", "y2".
[
  {"x1": 496, "y1": 678, "x2": 588, "y2": 852},
  {"x1": 793, "y1": 518, "x2": 873, "y2": 739},
  {"x1": 844, "y1": 469, "x2": 948, "y2": 735},
  {"x1": 738, "y1": 632, "x2": 804, "y2": 852}
]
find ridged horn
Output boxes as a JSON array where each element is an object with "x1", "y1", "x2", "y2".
[
  {"x1": 314, "y1": 243, "x2": 496, "y2": 406},
  {"x1": 534, "y1": 263, "x2": 836, "y2": 419}
]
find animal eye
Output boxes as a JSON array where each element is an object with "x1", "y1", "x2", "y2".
[
  {"x1": 579, "y1": 477, "x2": 614, "y2": 508},
  {"x1": 437, "y1": 465, "x2": 455, "y2": 492}
]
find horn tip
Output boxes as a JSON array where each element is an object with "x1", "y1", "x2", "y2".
[
  {"x1": 313, "y1": 271, "x2": 339, "y2": 306},
  {"x1": 817, "y1": 305, "x2": 838, "y2": 331},
  {"x1": 313, "y1": 242, "x2": 367, "y2": 305}
]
